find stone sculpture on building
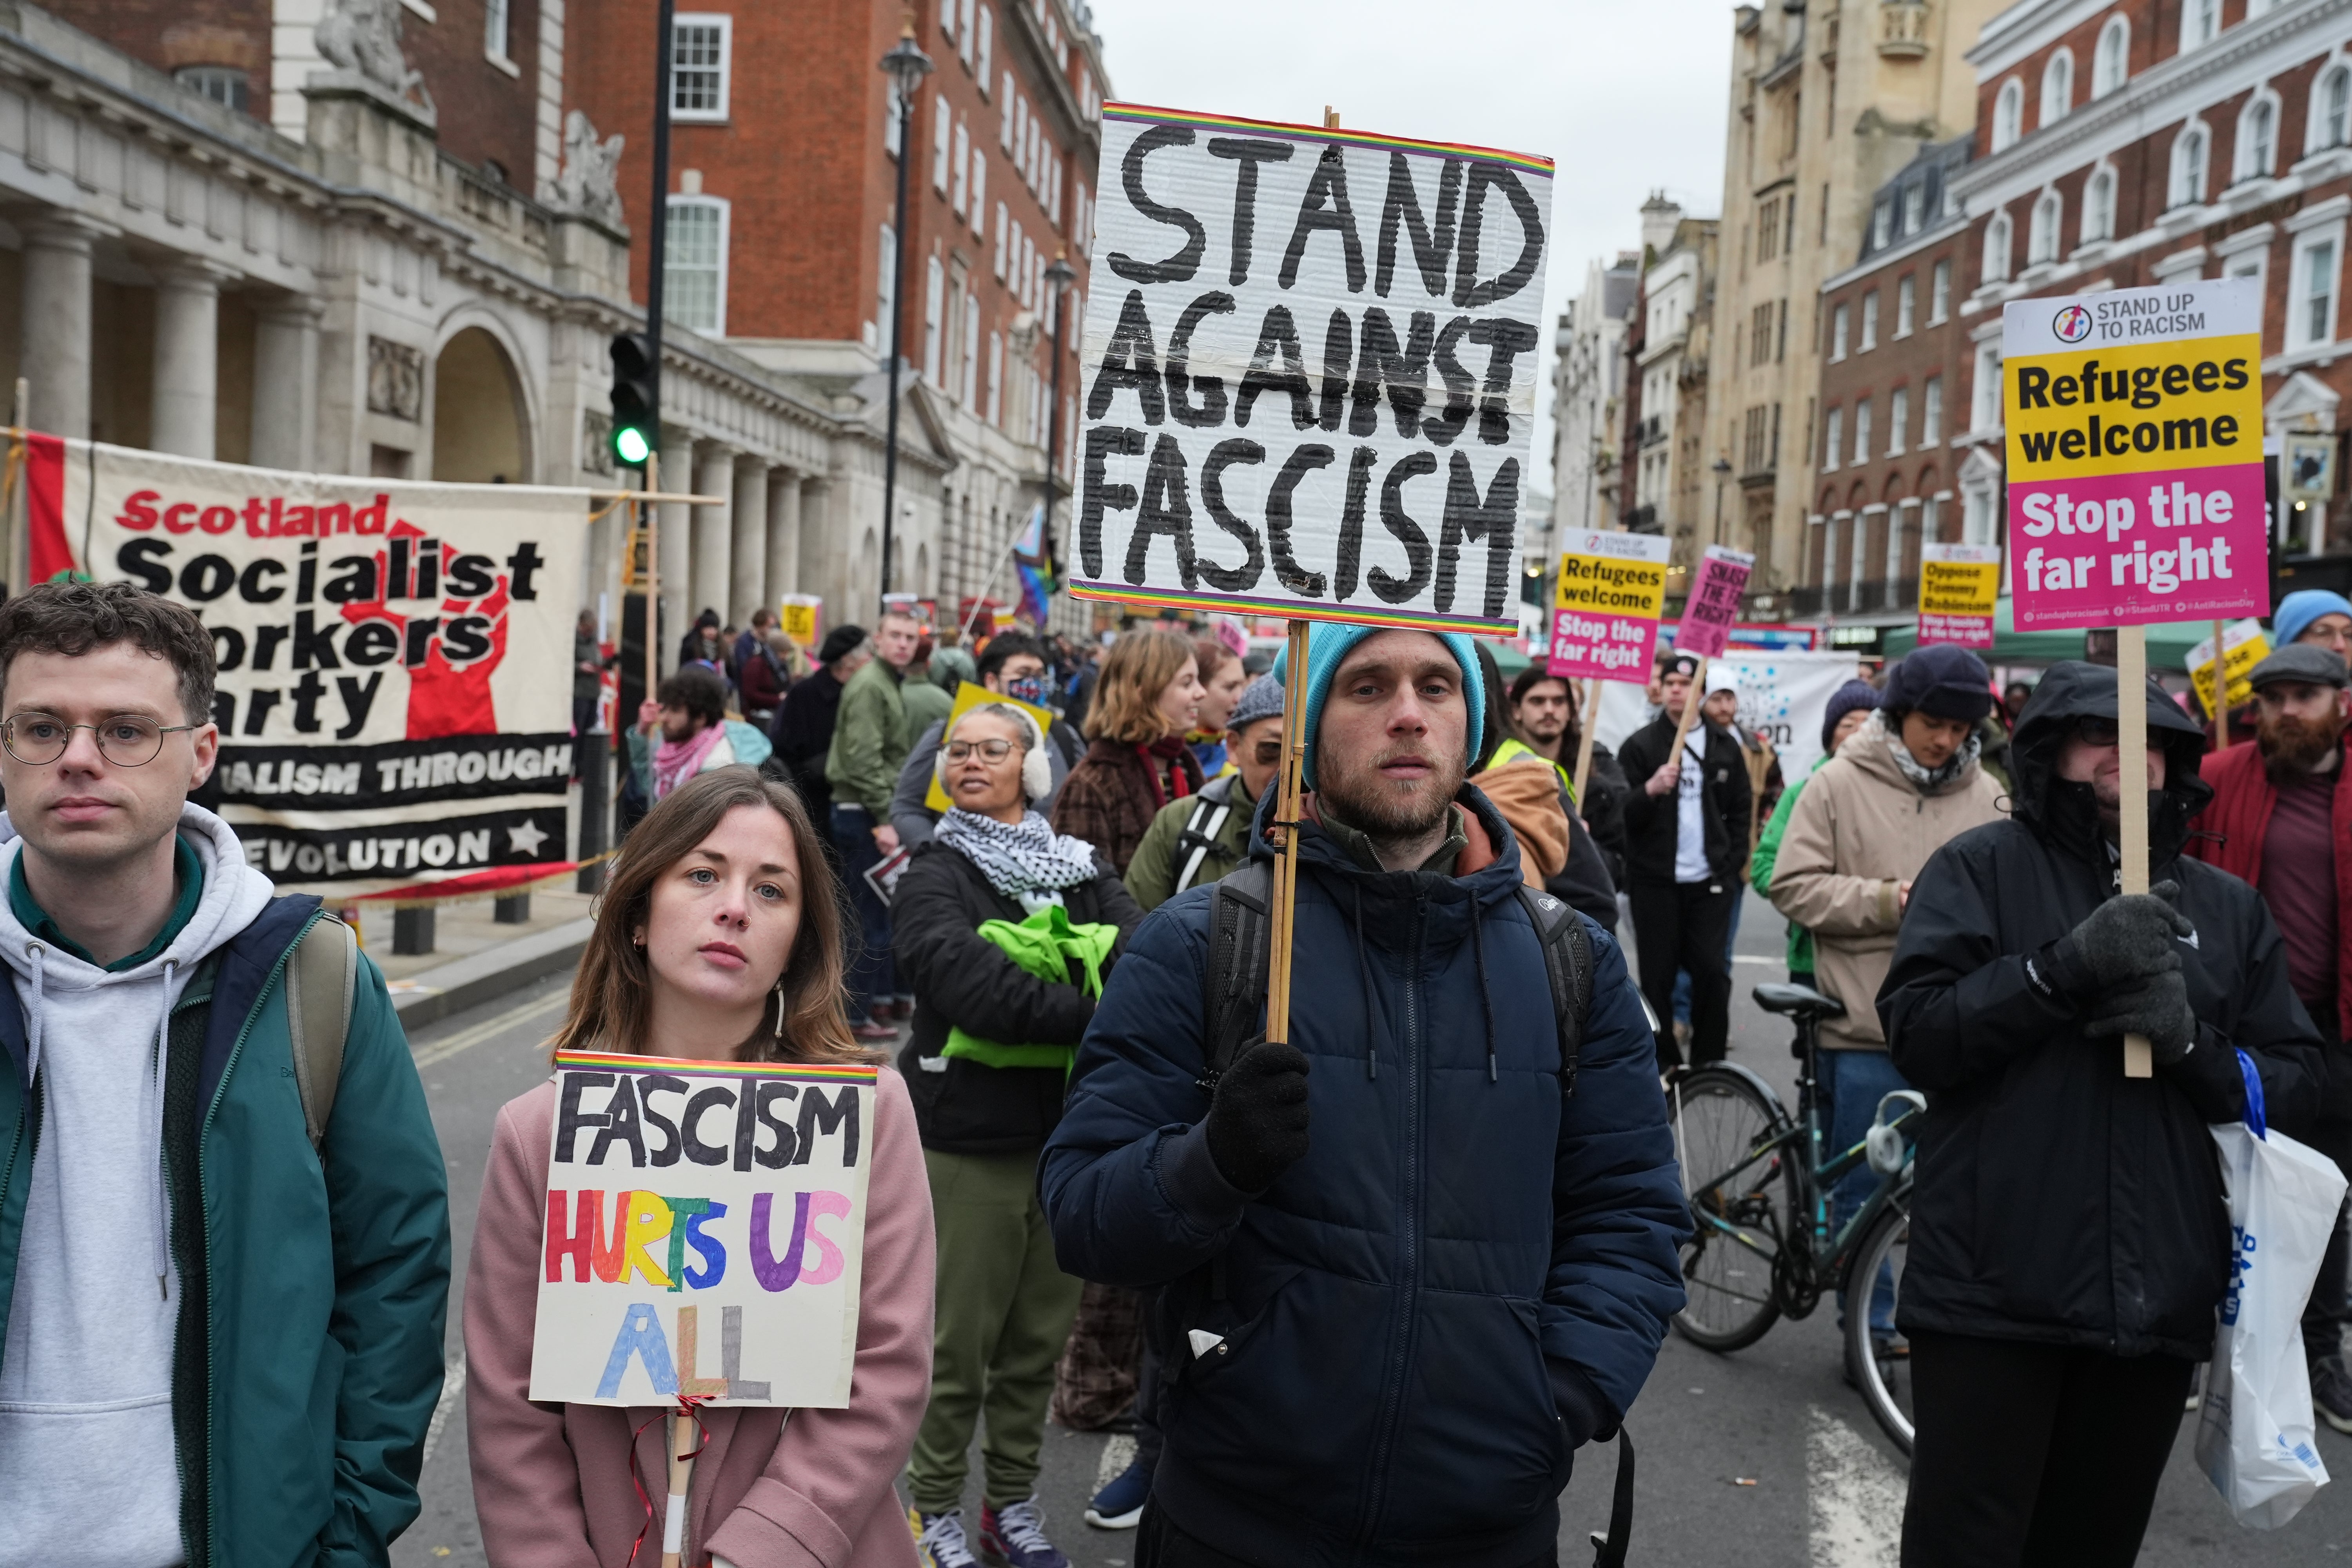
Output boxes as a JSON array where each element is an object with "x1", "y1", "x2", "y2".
[
  {"x1": 314, "y1": 0, "x2": 431, "y2": 111},
  {"x1": 550, "y1": 111, "x2": 627, "y2": 232}
]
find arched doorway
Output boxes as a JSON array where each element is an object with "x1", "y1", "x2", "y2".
[{"x1": 432, "y1": 326, "x2": 531, "y2": 483}]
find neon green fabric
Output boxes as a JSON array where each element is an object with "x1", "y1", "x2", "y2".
[{"x1": 943, "y1": 904, "x2": 1120, "y2": 1071}]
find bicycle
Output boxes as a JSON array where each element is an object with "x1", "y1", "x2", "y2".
[{"x1": 1666, "y1": 981, "x2": 1926, "y2": 1454}]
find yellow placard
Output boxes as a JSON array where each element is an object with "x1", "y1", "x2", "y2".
[
  {"x1": 2188, "y1": 618, "x2": 2270, "y2": 714},
  {"x1": 2004, "y1": 335, "x2": 2263, "y2": 484},
  {"x1": 923, "y1": 682, "x2": 1059, "y2": 813},
  {"x1": 778, "y1": 595, "x2": 822, "y2": 646},
  {"x1": 1555, "y1": 543, "x2": 1670, "y2": 618},
  {"x1": 1919, "y1": 559, "x2": 1999, "y2": 618}
]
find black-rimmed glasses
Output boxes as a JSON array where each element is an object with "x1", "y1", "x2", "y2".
[{"x1": 2, "y1": 713, "x2": 199, "y2": 766}]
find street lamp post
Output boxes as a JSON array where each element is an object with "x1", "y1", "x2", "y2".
[
  {"x1": 1041, "y1": 250, "x2": 1078, "y2": 620},
  {"x1": 877, "y1": 24, "x2": 933, "y2": 617}
]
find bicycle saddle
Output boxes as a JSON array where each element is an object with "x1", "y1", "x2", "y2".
[{"x1": 1751, "y1": 982, "x2": 1846, "y2": 1020}]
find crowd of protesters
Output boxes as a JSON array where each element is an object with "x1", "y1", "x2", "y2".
[{"x1": 6, "y1": 570, "x2": 2352, "y2": 1568}]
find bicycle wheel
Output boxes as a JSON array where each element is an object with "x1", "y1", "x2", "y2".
[
  {"x1": 1670, "y1": 1067, "x2": 1791, "y2": 1353},
  {"x1": 1843, "y1": 1192, "x2": 1916, "y2": 1456}
]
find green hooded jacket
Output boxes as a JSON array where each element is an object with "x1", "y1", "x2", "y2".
[{"x1": 826, "y1": 656, "x2": 911, "y2": 817}]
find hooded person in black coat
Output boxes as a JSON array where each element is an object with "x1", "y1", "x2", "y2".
[{"x1": 1880, "y1": 660, "x2": 2325, "y2": 1568}]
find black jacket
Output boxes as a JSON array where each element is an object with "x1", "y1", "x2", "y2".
[
  {"x1": 1615, "y1": 715, "x2": 1752, "y2": 886},
  {"x1": 892, "y1": 837, "x2": 1144, "y2": 1154},
  {"x1": 1579, "y1": 740, "x2": 1631, "y2": 890},
  {"x1": 769, "y1": 666, "x2": 845, "y2": 818},
  {"x1": 1879, "y1": 661, "x2": 2325, "y2": 1360}
]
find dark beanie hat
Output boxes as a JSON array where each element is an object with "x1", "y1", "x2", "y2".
[
  {"x1": 1821, "y1": 679, "x2": 1881, "y2": 753},
  {"x1": 817, "y1": 624, "x2": 868, "y2": 664},
  {"x1": 1884, "y1": 644, "x2": 1995, "y2": 724}
]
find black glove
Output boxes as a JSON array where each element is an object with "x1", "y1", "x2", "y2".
[
  {"x1": 2044, "y1": 881, "x2": 2193, "y2": 997},
  {"x1": 1205, "y1": 1041, "x2": 1310, "y2": 1193},
  {"x1": 2082, "y1": 966, "x2": 2197, "y2": 1064}
]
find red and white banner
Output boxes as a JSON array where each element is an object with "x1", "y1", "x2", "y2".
[{"x1": 27, "y1": 436, "x2": 588, "y2": 895}]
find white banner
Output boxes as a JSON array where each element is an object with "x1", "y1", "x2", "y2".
[
  {"x1": 1069, "y1": 105, "x2": 1553, "y2": 636},
  {"x1": 1592, "y1": 650, "x2": 1862, "y2": 780},
  {"x1": 27, "y1": 437, "x2": 586, "y2": 893}
]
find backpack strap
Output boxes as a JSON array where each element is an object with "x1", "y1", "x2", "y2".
[
  {"x1": 1172, "y1": 773, "x2": 1241, "y2": 896},
  {"x1": 284, "y1": 913, "x2": 357, "y2": 1152},
  {"x1": 1513, "y1": 884, "x2": 1594, "y2": 1098},
  {"x1": 1198, "y1": 858, "x2": 1273, "y2": 1091}
]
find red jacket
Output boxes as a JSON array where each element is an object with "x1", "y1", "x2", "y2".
[{"x1": 2187, "y1": 739, "x2": 2352, "y2": 1039}]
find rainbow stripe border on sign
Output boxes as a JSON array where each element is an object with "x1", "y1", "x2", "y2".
[
  {"x1": 1102, "y1": 103, "x2": 1554, "y2": 175},
  {"x1": 1065, "y1": 578, "x2": 1518, "y2": 637},
  {"x1": 551, "y1": 1049, "x2": 880, "y2": 1085}
]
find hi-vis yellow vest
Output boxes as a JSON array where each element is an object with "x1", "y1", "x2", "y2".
[{"x1": 1487, "y1": 737, "x2": 1575, "y2": 801}]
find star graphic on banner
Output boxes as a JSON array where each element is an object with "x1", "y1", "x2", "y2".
[{"x1": 506, "y1": 819, "x2": 550, "y2": 858}]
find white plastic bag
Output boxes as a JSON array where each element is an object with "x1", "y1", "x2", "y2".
[{"x1": 2195, "y1": 1051, "x2": 2348, "y2": 1529}]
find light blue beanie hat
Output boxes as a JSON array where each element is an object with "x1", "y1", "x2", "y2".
[
  {"x1": 1269, "y1": 623, "x2": 1486, "y2": 790},
  {"x1": 2272, "y1": 589, "x2": 2352, "y2": 649}
]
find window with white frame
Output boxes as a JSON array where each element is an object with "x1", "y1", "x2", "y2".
[
  {"x1": 1824, "y1": 406, "x2": 1843, "y2": 470},
  {"x1": 2314, "y1": 64, "x2": 2352, "y2": 153},
  {"x1": 1993, "y1": 79, "x2": 2024, "y2": 152},
  {"x1": 1853, "y1": 400, "x2": 1873, "y2": 466},
  {"x1": 1901, "y1": 183, "x2": 1925, "y2": 236},
  {"x1": 969, "y1": 149, "x2": 987, "y2": 235},
  {"x1": 1889, "y1": 387, "x2": 1909, "y2": 456},
  {"x1": 2221, "y1": 243, "x2": 2268, "y2": 327},
  {"x1": 962, "y1": 295, "x2": 980, "y2": 404},
  {"x1": 2084, "y1": 167, "x2": 2116, "y2": 243},
  {"x1": 994, "y1": 202, "x2": 1008, "y2": 279},
  {"x1": 2291, "y1": 228, "x2": 2341, "y2": 350},
  {"x1": 958, "y1": 0, "x2": 975, "y2": 67},
  {"x1": 485, "y1": 0, "x2": 511, "y2": 62},
  {"x1": 1831, "y1": 302, "x2": 1849, "y2": 360},
  {"x1": 1971, "y1": 341, "x2": 2003, "y2": 430},
  {"x1": 1873, "y1": 200, "x2": 1893, "y2": 251},
  {"x1": 951, "y1": 123, "x2": 969, "y2": 216},
  {"x1": 923, "y1": 256, "x2": 946, "y2": 384},
  {"x1": 671, "y1": 16, "x2": 731, "y2": 120},
  {"x1": 1922, "y1": 376, "x2": 1943, "y2": 446},
  {"x1": 987, "y1": 330, "x2": 1003, "y2": 425},
  {"x1": 2029, "y1": 191, "x2": 2062, "y2": 264},
  {"x1": 978, "y1": 6, "x2": 994, "y2": 87},
  {"x1": 2182, "y1": 0, "x2": 2219, "y2": 51},
  {"x1": 2094, "y1": 16, "x2": 2130, "y2": 97},
  {"x1": 1930, "y1": 257, "x2": 1951, "y2": 322},
  {"x1": 937, "y1": 0, "x2": 954, "y2": 38},
  {"x1": 1860, "y1": 292, "x2": 1879, "y2": 352},
  {"x1": 1075, "y1": 181, "x2": 1091, "y2": 256},
  {"x1": 2240, "y1": 96, "x2": 2279, "y2": 181},
  {"x1": 2041, "y1": 49, "x2": 2074, "y2": 128},
  {"x1": 1983, "y1": 212, "x2": 2013, "y2": 283},
  {"x1": 1896, "y1": 274, "x2": 1916, "y2": 338},
  {"x1": 2171, "y1": 125, "x2": 2209, "y2": 207},
  {"x1": 174, "y1": 65, "x2": 247, "y2": 110},
  {"x1": 665, "y1": 196, "x2": 728, "y2": 334},
  {"x1": 933, "y1": 96, "x2": 952, "y2": 194}
]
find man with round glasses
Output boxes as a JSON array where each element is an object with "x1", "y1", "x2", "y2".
[{"x1": 0, "y1": 580, "x2": 449, "y2": 1564}]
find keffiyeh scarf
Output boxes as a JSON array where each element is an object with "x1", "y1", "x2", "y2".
[{"x1": 936, "y1": 808, "x2": 1102, "y2": 898}]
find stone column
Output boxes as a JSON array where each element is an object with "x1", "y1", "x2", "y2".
[
  {"x1": 152, "y1": 263, "x2": 230, "y2": 459},
  {"x1": 21, "y1": 220, "x2": 96, "y2": 440},
  {"x1": 797, "y1": 475, "x2": 835, "y2": 631},
  {"x1": 656, "y1": 427, "x2": 696, "y2": 676},
  {"x1": 730, "y1": 456, "x2": 768, "y2": 624},
  {"x1": 691, "y1": 444, "x2": 737, "y2": 633},
  {"x1": 250, "y1": 299, "x2": 321, "y2": 472},
  {"x1": 765, "y1": 469, "x2": 801, "y2": 601}
]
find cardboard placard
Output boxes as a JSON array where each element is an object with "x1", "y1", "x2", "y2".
[
  {"x1": 2003, "y1": 279, "x2": 2269, "y2": 630},
  {"x1": 1546, "y1": 530, "x2": 1671, "y2": 682},
  {"x1": 1917, "y1": 543, "x2": 2001, "y2": 648},
  {"x1": 2188, "y1": 617, "x2": 2271, "y2": 715},
  {"x1": 1675, "y1": 546, "x2": 1755, "y2": 659},
  {"x1": 529, "y1": 1051, "x2": 877, "y2": 1409},
  {"x1": 778, "y1": 595, "x2": 822, "y2": 647},
  {"x1": 1067, "y1": 104, "x2": 1553, "y2": 637}
]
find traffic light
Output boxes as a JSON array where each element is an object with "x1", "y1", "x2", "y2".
[{"x1": 608, "y1": 331, "x2": 656, "y2": 468}]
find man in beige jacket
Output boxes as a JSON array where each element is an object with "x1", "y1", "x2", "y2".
[{"x1": 1768, "y1": 643, "x2": 2005, "y2": 1340}]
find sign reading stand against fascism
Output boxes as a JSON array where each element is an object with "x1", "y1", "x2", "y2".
[
  {"x1": 1069, "y1": 105, "x2": 1553, "y2": 635},
  {"x1": 25, "y1": 437, "x2": 584, "y2": 894}
]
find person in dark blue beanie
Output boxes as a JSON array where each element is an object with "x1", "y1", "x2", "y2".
[{"x1": 1042, "y1": 625, "x2": 1688, "y2": 1567}]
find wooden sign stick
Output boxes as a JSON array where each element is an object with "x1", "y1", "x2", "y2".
[
  {"x1": 1265, "y1": 617, "x2": 1311, "y2": 1048},
  {"x1": 1570, "y1": 676, "x2": 1601, "y2": 812},
  {"x1": 1666, "y1": 654, "x2": 1708, "y2": 792},
  {"x1": 2116, "y1": 625, "x2": 2154, "y2": 1079},
  {"x1": 659, "y1": 1405, "x2": 696, "y2": 1568},
  {"x1": 2212, "y1": 617, "x2": 2230, "y2": 750}
]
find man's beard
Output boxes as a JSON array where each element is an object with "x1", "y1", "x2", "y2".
[
  {"x1": 2259, "y1": 710, "x2": 2348, "y2": 783},
  {"x1": 1320, "y1": 744, "x2": 1465, "y2": 841}
]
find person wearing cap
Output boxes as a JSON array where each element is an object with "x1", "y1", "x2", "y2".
[
  {"x1": 2189, "y1": 641, "x2": 2352, "y2": 1429},
  {"x1": 769, "y1": 622, "x2": 871, "y2": 824},
  {"x1": 2274, "y1": 587, "x2": 2352, "y2": 663},
  {"x1": 1750, "y1": 678, "x2": 1882, "y2": 987},
  {"x1": 1766, "y1": 646, "x2": 2005, "y2": 1345},
  {"x1": 1617, "y1": 651, "x2": 1753, "y2": 1070},
  {"x1": 1123, "y1": 673, "x2": 1286, "y2": 913},
  {"x1": 1042, "y1": 625, "x2": 1686, "y2": 1566},
  {"x1": 1882, "y1": 661, "x2": 2324, "y2": 1566}
]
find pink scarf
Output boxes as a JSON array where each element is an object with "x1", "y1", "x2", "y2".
[{"x1": 652, "y1": 721, "x2": 727, "y2": 798}]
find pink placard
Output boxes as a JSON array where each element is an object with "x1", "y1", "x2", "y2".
[
  {"x1": 1916, "y1": 613, "x2": 1995, "y2": 648},
  {"x1": 1546, "y1": 606, "x2": 1661, "y2": 682},
  {"x1": 2007, "y1": 464, "x2": 2267, "y2": 630},
  {"x1": 1676, "y1": 548, "x2": 1754, "y2": 659}
]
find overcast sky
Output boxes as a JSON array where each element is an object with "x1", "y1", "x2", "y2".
[{"x1": 1083, "y1": 0, "x2": 1735, "y2": 497}]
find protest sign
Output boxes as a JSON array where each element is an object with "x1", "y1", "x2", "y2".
[
  {"x1": 530, "y1": 1050, "x2": 878, "y2": 1409},
  {"x1": 779, "y1": 595, "x2": 822, "y2": 647},
  {"x1": 923, "y1": 682, "x2": 1061, "y2": 813},
  {"x1": 2188, "y1": 617, "x2": 2271, "y2": 717},
  {"x1": 25, "y1": 437, "x2": 585, "y2": 895},
  {"x1": 1547, "y1": 530, "x2": 1670, "y2": 682},
  {"x1": 2003, "y1": 278, "x2": 2268, "y2": 631},
  {"x1": 1591, "y1": 650, "x2": 1860, "y2": 780},
  {"x1": 1066, "y1": 104, "x2": 1553, "y2": 635},
  {"x1": 1917, "y1": 543, "x2": 2001, "y2": 648},
  {"x1": 1676, "y1": 546, "x2": 1755, "y2": 660}
]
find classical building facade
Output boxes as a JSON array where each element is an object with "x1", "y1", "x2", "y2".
[
  {"x1": 1703, "y1": 0, "x2": 2007, "y2": 609},
  {"x1": 12, "y1": 0, "x2": 1104, "y2": 666},
  {"x1": 1622, "y1": 195, "x2": 1722, "y2": 572}
]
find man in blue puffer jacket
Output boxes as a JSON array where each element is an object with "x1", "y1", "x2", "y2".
[{"x1": 1040, "y1": 624, "x2": 1688, "y2": 1567}]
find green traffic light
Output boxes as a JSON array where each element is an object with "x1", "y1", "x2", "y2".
[{"x1": 614, "y1": 425, "x2": 652, "y2": 465}]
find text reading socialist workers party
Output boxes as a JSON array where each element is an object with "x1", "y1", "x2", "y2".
[{"x1": 1069, "y1": 105, "x2": 1553, "y2": 636}]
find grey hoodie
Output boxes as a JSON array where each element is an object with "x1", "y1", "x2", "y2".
[{"x1": 0, "y1": 805, "x2": 275, "y2": 1568}]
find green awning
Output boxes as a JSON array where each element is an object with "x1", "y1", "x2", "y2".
[{"x1": 1879, "y1": 598, "x2": 2218, "y2": 669}]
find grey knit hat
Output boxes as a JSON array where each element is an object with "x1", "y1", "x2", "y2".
[{"x1": 1226, "y1": 672, "x2": 1285, "y2": 731}]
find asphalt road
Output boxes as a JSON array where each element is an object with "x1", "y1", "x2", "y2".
[{"x1": 391, "y1": 890, "x2": 2352, "y2": 1567}]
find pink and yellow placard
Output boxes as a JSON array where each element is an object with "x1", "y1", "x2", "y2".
[
  {"x1": 1917, "y1": 543, "x2": 2001, "y2": 648},
  {"x1": 1546, "y1": 529, "x2": 1671, "y2": 682},
  {"x1": 2002, "y1": 279, "x2": 2267, "y2": 631}
]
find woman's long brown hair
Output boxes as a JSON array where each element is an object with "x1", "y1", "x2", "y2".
[
  {"x1": 1082, "y1": 625, "x2": 1197, "y2": 745},
  {"x1": 549, "y1": 767, "x2": 882, "y2": 1065}
]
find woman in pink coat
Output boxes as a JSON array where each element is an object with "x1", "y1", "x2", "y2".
[{"x1": 465, "y1": 768, "x2": 935, "y2": 1568}]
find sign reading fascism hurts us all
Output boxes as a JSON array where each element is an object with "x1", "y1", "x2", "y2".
[
  {"x1": 1069, "y1": 104, "x2": 1554, "y2": 635},
  {"x1": 2002, "y1": 277, "x2": 2269, "y2": 631},
  {"x1": 26, "y1": 436, "x2": 585, "y2": 895}
]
